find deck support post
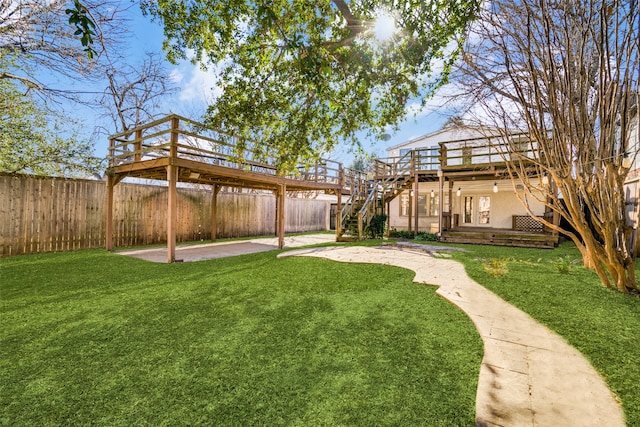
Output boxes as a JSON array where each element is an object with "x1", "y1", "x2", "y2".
[
  {"x1": 412, "y1": 153, "x2": 418, "y2": 234},
  {"x1": 335, "y1": 190, "x2": 342, "y2": 240},
  {"x1": 413, "y1": 181, "x2": 419, "y2": 235},
  {"x1": 449, "y1": 180, "x2": 455, "y2": 228},
  {"x1": 273, "y1": 188, "x2": 279, "y2": 237},
  {"x1": 166, "y1": 116, "x2": 180, "y2": 263},
  {"x1": 386, "y1": 200, "x2": 391, "y2": 237},
  {"x1": 276, "y1": 184, "x2": 286, "y2": 249},
  {"x1": 274, "y1": 189, "x2": 279, "y2": 237},
  {"x1": 211, "y1": 184, "x2": 221, "y2": 242},
  {"x1": 407, "y1": 189, "x2": 412, "y2": 233},
  {"x1": 106, "y1": 174, "x2": 115, "y2": 251},
  {"x1": 167, "y1": 164, "x2": 178, "y2": 263}
]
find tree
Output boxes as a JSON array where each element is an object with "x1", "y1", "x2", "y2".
[
  {"x1": 141, "y1": 0, "x2": 481, "y2": 170},
  {"x1": 1, "y1": 2, "x2": 175, "y2": 176},
  {"x1": 349, "y1": 151, "x2": 378, "y2": 173},
  {"x1": 98, "y1": 52, "x2": 177, "y2": 135},
  {"x1": 0, "y1": 72, "x2": 102, "y2": 177},
  {"x1": 441, "y1": 115, "x2": 465, "y2": 129},
  {"x1": 455, "y1": 0, "x2": 639, "y2": 292},
  {"x1": 0, "y1": 0, "x2": 126, "y2": 97}
]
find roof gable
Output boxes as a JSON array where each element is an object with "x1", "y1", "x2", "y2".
[{"x1": 387, "y1": 125, "x2": 500, "y2": 152}]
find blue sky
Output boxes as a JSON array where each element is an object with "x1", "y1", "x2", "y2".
[{"x1": 85, "y1": 6, "x2": 453, "y2": 165}]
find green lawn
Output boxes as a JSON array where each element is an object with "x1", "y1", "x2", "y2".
[
  {"x1": 448, "y1": 241, "x2": 640, "y2": 427},
  {"x1": 0, "y1": 248, "x2": 482, "y2": 426}
]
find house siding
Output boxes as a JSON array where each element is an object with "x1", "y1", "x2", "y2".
[{"x1": 388, "y1": 181, "x2": 546, "y2": 232}]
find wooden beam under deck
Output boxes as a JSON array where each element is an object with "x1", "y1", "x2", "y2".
[{"x1": 109, "y1": 157, "x2": 345, "y2": 194}]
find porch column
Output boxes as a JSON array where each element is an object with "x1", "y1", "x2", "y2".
[
  {"x1": 211, "y1": 184, "x2": 221, "y2": 242},
  {"x1": 167, "y1": 164, "x2": 178, "y2": 263},
  {"x1": 449, "y1": 181, "x2": 455, "y2": 229},
  {"x1": 438, "y1": 170, "x2": 444, "y2": 233},
  {"x1": 413, "y1": 181, "x2": 419, "y2": 234}
]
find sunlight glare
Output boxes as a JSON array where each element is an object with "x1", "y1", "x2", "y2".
[{"x1": 373, "y1": 13, "x2": 398, "y2": 41}]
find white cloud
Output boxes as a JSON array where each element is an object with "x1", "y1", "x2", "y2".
[
  {"x1": 169, "y1": 69, "x2": 184, "y2": 85},
  {"x1": 174, "y1": 62, "x2": 224, "y2": 104},
  {"x1": 169, "y1": 50, "x2": 228, "y2": 105}
]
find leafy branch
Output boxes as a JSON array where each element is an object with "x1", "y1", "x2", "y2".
[{"x1": 65, "y1": 0, "x2": 98, "y2": 59}]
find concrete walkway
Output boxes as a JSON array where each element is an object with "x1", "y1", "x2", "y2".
[{"x1": 279, "y1": 245, "x2": 625, "y2": 427}]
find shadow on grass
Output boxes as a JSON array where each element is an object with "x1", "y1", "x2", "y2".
[{"x1": 1, "y1": 248, "x2": 482, "y2": 426}]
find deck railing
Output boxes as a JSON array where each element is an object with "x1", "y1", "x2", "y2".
[
  {"x1": 373, "y1": 151, "x2": 413, "y2": 179},
  {"x1": 440, "y1": 134, "x2": 539, "y2": 169},
  {"x1": 108, "y1": 114, "x2": 345, "y2": 186},
  {"x1": 376, "y1": 132, "x2": 540, "y2": 172}
]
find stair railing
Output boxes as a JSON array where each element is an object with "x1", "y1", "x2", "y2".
[
  {"x1": 338, "y1": 172, "x2": 369, "y2": 236},
  {"x1": 356, "y1": 182, "x2": 380, "y2": 238}
]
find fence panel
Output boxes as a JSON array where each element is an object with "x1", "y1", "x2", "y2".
[{"x1": 0, "y1": 174, "x2": 330, "y2": 256}]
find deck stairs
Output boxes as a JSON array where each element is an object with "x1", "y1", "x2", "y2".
[
  {"x1": 440, "y1": 229, "x2": 559, "y2": 248},
  {"x1": 337, "y1": 179, "x2": 371, "y2": 241},
  {"x1": 338, "y1": 152, "x2": 416, "y2": 240},
  {"x1": 374, "y1": 151, "x2": 415, "y2": 204}
]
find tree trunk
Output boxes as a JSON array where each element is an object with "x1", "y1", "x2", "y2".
[{"x1": 576, "y1": 230, "x2": 638, "y2": 294}]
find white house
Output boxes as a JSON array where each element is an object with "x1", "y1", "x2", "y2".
[{"x1": 382, "y1": 125, "x2": 552, "y2": 245}]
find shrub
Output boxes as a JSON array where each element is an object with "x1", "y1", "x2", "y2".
[
  {"x1": 552, "y1": 255, "x2": 578, "y2": 274},
  {"x1": 389, "y1": 229, "x2": 414, "y2": 239},
  {"x1": 415, "y1": 232, "x2": 438, "y2": 242},
  {"x1": 483, "y1": 258, "x2": 509, "y2": 277},
  {"x1": 367, "y1": 214, "x2": 388, "y2": 238}
]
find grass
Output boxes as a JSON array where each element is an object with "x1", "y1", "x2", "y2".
[
  {"x1": 446, "y1": 241, "x2": 640, "y2": 426},
  {"x1": 0, "y1": 248, "x2": 482, "y2": 426}
]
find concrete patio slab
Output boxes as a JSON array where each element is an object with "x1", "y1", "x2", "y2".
[
  {"x1": 115, "y1": 233, "x2": 336, "y2": 263},
  {"x1": 279, "y1": 245, "x2": 625, "y2": 427}
]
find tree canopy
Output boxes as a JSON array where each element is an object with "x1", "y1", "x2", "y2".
[
  {"x1": 0, "y1": 63, "x2": 101, "y2": 177},
  {"x1": 0, "y1": 1, "x2": 175, "y2": 177},
  {"x1": 141, "y1": 0, "x2": 481, "y2": 170}
]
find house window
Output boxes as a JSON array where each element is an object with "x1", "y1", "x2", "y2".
[
  {"x1": 399, "y1": 148, "x2": 411, "y2": 157},
  {"x1": 417, "y1": 194, "x2": 427, "y2": 216},
  {"x1": 479, "y1": 196, "x2": 491, "y2": 224},
  {"x1": 400, "y1": 194, "x2": 410, "y2": 216},
  {"x1": 464, "y1": 196, "x2": 473, "y2": 224},
  {"x1": 429, "y1": 193, "x2": 439, "y2": 216},
  {"x1": 399, "y1": 190, "x2": 442, "y2": 217}
]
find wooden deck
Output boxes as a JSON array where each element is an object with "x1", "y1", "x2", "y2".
[
  {"x1": 105, "y1": 115, "x2": 365, "y2": 261},
  {"x1": 440, "y1": 227, "x2": 558, "y2": 248},
  {"x1": 107, "y1": 115, "x2": 362, "y2": 194}
]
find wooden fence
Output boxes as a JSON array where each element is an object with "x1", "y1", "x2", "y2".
[{"x1": 0, "y1": 174, "x2": 330, "y2": 257}]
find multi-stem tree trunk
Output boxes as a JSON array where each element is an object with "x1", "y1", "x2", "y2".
[{"x1": 455, "y1": 0, "x2": 639, "y2": 293}]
